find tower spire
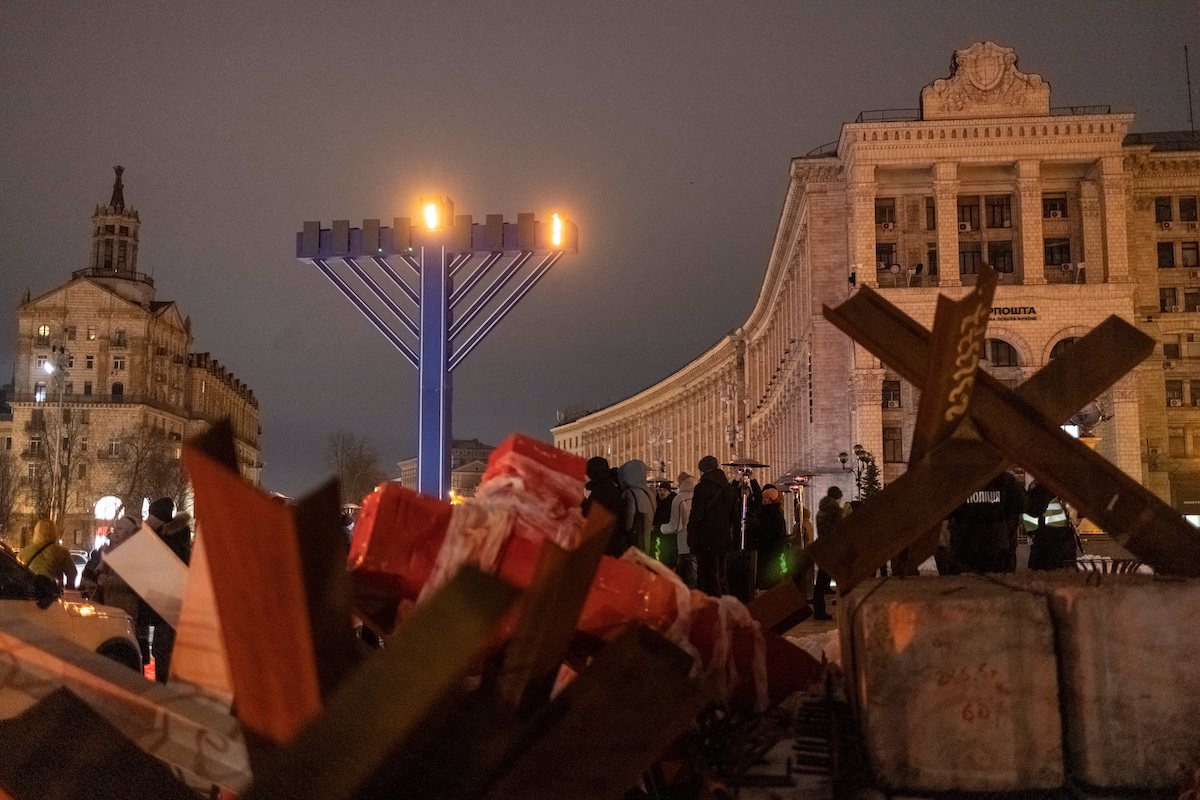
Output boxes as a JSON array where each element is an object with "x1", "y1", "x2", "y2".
[{"x1": 110, "y1": 165, "x2": 125, "y2": 211}]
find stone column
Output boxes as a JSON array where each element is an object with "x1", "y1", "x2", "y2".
[
  {"x1": 1079, "y1": 181, "x2": 1103, "y2": 285},
  {"x1": 933, "y1": 162, "x2": 961, "y2": 287},
  {"x1": 1016, "y1": 160, "x2": 1045, "y2": 285},
  {"x1": 850, "y1": 367, "x2": 886, "y2": 464},
  {"x1": 1098, "y1": 156, "x2": 1129, "y2": 282},
  {"x1": 848, "y1": 164, "x2": 877, "y2": 288},
  {"x1": 1106, "y1": 373, "x2": 1143, "y2": 483}
]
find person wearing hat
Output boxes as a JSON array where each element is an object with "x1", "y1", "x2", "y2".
[
  {"x1": 144, "y1": 497, "x2": 192, "y2": 682},
  {"x1": 687, "y1": 456, "x2": 739, "y2": 597},
  {"x1": 19, "y1": 518, "x2": 75, "y2": 588},
  {"x1": 582, "y1": 457, "x2": 624, "y2": 554}
]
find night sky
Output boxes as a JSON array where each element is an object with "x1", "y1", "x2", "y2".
[{"x1": 2, "y1": 1, "x2": 1196, "y2": 496}]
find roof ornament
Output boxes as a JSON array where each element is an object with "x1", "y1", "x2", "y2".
[
  {"x1": 110, "y1": 165, "x2": 125, "y2": 211},
  {"x1": 920, "y1": 42, "x2": 1050, "y2": 120}
]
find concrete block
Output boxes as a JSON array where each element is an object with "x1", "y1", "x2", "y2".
[
  {"x1": 1033, "y1": 572, "x2": 1200, "y2": 788},
  {"x1": 840, "y1": 576, "x2": 1063, "y2": 791}
]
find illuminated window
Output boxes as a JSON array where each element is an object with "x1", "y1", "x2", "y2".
[
  {"x1": 86, "y1": 327, "x2": 95, "y2": 341},
  {"x1": 34, "y1": 381, "x2": 46, "y2": 402},
  {"x1": 36, "y1": 325, "x2": 50, "y2": 346}
]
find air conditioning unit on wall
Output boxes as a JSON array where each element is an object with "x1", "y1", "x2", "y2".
[
  {"x1": 958, "y1": 222, "x2": 972, "y2": 232},
  {"x1": 887, "y1": 400, "x2": 900, "y2": 408},
  {"x1": 1173, "y1": 305, "x2": 1184, "y2": 313},
  {"x1": 881, "y1": 222, "x2": 895, "y2": 231},
  {"x1": 1049, "y1": 210, "x2": 1061, "y2": 219},
  {"x1": 1162, "y1": 221, "x2": 1174, "y2": 230},
  {"x1": 1170, "y1": 399, "x2": 1183, "y2": 406}
]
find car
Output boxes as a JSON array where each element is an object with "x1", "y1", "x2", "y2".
[
  {"x1": 0, "y1": 548, "x2": 142, "y2": 671},
  {"x1": 69, "y1": 549, "x2": 89, "y2": 589}
]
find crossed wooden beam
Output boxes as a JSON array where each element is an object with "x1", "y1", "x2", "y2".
[{"x1": 806, "y1": 265, "x2": 1200, "y2": 592}]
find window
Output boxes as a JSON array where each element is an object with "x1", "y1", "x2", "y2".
[
  {"x1": 36, "y1": 325, "x2": 50, "y2": 346},
  {"x1": 876, "y1": 242, "x2": 897, "y2": 269},
  {"x1": 957, "y1": 197, "x2": 980, "y2": 230},
  {"x1": 80, "y1": 436, "x2": 88, "y2": 452},
  {"x1": 1043, "y1": 194, "x2": 1068, "y2": 218},
  {"x1": 927, "y1": 247, "x2": 939, "y2": 276},
  {"x1": 112, "y1": 382, "x2": 124, "y2": 398},
  {"x1": 34, "y1": 381, "x2": 46, "y2": 403},
  {"x1": 1166, "y1": 380, "x2": 1184, "y2": 406},
  {"x1": 117, "y1": 241, "x2": 127, "y2": 270},
  {"x1": 1193, "y1": 381, "x2": 1200, "y2": 406},
  {"x1": 66, "y1": 355, "x2": 74, "y2": 369},
  {"x1": 1044, "y1": 238, "x2": 1071, "y2": 266},
  {"x1": 1169, "y1": 426, "x2": 1187, "y2": 457},
  {"x1": 1184, "y1": 242, "x2": 1199, "y2": 269},
  {"x1": 1156, "y1": 197, "x2": 1174, "y2": 223},
  {"x1": 1159, "y1": 242, "x2": 1176, "y2": 269},
  {"x1": 1049, "y1": 337, "x2": 1078, "y2": 360},
  {"x1": 1183, "y1": 197, "x2": 1199, "y2": 222},
  {"x1": 85, "y1": 355, "x2": 93, "y2": 369},
  {"x1": 988, "y1": 241, "x2": 1014, "y2": 273},
  {"x1": 112, "y1": 356, "x2": 125, "y2": 371},
  {"x1": 36, "y1": 356, "x2": 47, "y2": 371},
  {"x1": 2, "y1": 438, "x2": 10, "y2": 451},
  {"x1": 959, "y1": 242, "x2": 982, "y2": 274},
  {"x1": 1187, "y1": 291, "x2": 1200, "y2": 313},
  {"x1": 61, "y1": 408, "x2": 71, "y2": 424},
  {"x1": 926, "y1": 197, "x2": 936, "y2": 230},
  {"x1": 1162, "y1": 288, "x2": 1180, "y2": 313},
  {"x1": 1164, "y1": 335, "x2": 1182, "y2": 360},
  {"x1": 28, "y1": 437, "x2": 41, "y2": 455},
  {"x1": 83, "y1": 381, "x2": 92, "y2": 396},
  {"x1": 103, "y1": 240, "x2": 113, "y2": 269},
  {"x1": 78, "y1": 463, "x2": 87, "y2": 479},
  {"x1": 875, "y1": 198, "x2": 896, "y2": 225},
  {"x1": 63, "y1": 382, "x2": 73, "y2": 396},
  {"x1": 985, "y1": 195, "x2": 1012, "y2": 228},
  {"x1": 882, "y1": 380, "x2": 901, "y2": 408},
  {"x1": 80, "y1": 410, "x2": 89, "y2": 425},
  {"x1": 883, "y1": 427, "x2": 904, "y2": 463},
  {"x1": 113, "y1": 329, "x2": 126, "y2": 347},
  {"x1": 86, "y1": 327, "x2": 95, "y2": 341},
  {"x1": 104, "y1": 224, "x2": 115, "y2": 234},
  {"x1": 119, "y1": 225, "x2": 128, "y2": 236},
  {"x1": 30, "y1": 410, "x2": 43, "y2": 430},
  {"x1": 986, "y1": 339, "x2": 1019, "y2": 367},
  {"x1": 107, "y1": 436, "x2": 122, "y2": 457},
  {"x1": 66, "y1": 326, "x2": 75, "y2": 341}
]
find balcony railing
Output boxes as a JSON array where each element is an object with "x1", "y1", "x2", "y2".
[
  {"x1": 855, "y1": 109, "x2": 920, "y2": 123},
  {"x1": 8, "y1": 392, "x2": 186, "y2": 416},
  {"x1": 71, "y1": 267, "x2": 154, "y2": 287}
]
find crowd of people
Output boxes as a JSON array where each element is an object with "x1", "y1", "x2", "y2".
[
  {"x1": 18, "y1": 497, "x2": 191, "y2": 683},
  {"x1": 582, "y1": 454, "x2": 1081, "y2": 619}
]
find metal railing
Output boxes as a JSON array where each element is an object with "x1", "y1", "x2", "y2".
[
  {"x1": 71, "y1": 267, "x2": 154, "y2": 287},
  {"x1": 805, "y1": 140, "x2": 839, "y2": 157},
  {"x1": 1050, "y1": 105, "x2": 1112, "y2": 116},
  {"x1": 855, "y1": 109, "x2": 920, "y2": 123}
]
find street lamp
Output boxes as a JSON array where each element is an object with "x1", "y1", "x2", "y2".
[
  {"x1": 838, "y1": 452, "x2": 849, "y2": 469},
  {"x1": 297, "y1": 203, "x2": 578, "y2": 498}
]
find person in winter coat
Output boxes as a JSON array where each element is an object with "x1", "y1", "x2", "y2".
[
  {"x1": 617, "y1": 460, "x2": 656, "y2": 555},
  {"x1": 755, "y1": 485, "x2": 789, "y2": 590},
  {"x1": 95, "y1": 515, "x2": 146, "y2": 656},
  {"x1": 661, "y1": 473, "x2": 696, "y2": 588},
  {"x1": 651, "y1": 480, "x2": 678, "y2": 566},
  {"x1": 946, "y1": 471, "x2": 1028, "y2": 574},
  {"x1": 811, "y1": 486, "x2": 845, "y2": 620},
  {"x1": 144, "y1": 497, "x2": 191, "y2": 683},
  {"x1": 582, "y1": 457, "x2": 624, "y2": 554},
  {"x1": 19, "y1": 518, "x2": 75, "y2": 588},
  {"x1": 1025, "y1": 482, "x2": 1077, "y2": 570},
  {"x1": 687, "y1": 456, "x2": 739, "y2": 597}
]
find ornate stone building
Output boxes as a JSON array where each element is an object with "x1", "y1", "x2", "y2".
[
  {"x1": 552, "y1": 42, "x2": 1200, "y2": 521},
  {"x1": 398, "y1": 438, "x2": 495, "y2": 498},
  {"x1": 0, "y1": 168, "x2": 262, "y2": 547}
]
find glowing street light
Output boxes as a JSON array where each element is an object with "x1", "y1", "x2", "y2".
[{"x1": 297, "y1": 201, "x2": 578, "y2": 498}]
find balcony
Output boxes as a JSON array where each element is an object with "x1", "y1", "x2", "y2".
[
  {"x1": 875, "y1": 271, "x2": 939, "y2": 289},
  {"x1": 1045, "y1": 264, "x2": 1086, "y2": 284},
  {"x1": 71, "y1": 267, "x2": 154, "y2": 288}
]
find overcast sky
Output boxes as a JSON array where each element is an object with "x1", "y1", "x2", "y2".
[{"x1": 2, "y1": 1, "x2": 1197, "y2": 496}]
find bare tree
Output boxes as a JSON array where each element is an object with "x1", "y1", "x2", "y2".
[
  {"x1": 0, "y1": 450, "x2": 18, "y2": 538},
  {"x1": 110, "y1": 421, "x2": 188, "y2": 515},
  {"x1": 322, "y1": 430, "x2": 386, "y2": 506},
  {"x1": 24, "y1": 407, "x2": 92, "y2": 524}
]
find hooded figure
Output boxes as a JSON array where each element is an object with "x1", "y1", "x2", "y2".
[
  {"x1": 19, "y1": 519, "x2": 75, "y2": 587},
  {"x1": 688, "y1": 456, "x2": 739, "y2": 596},
  {"x1": 582, "y1": 457, "x2": 623, "y2": 520},
  {"x1": 617, "y1": 459, "x2": 657, "y2": 554},
  {"x1": 661, "y1": 473, "x2": 697, "y2": 588}
]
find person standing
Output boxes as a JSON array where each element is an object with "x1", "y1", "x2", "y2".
[
  {"x1": 617, "y1": 460, "x2": 656, "y2": 555},
  {"x1": 95, "y1": 514, "x2": 148, "y2": 664},
  {"x1": 144, "y1": 497, "x2": 191, "y2": 683},
  {"x1": 1025, "y1": 482, "x2": 1077, "y2": 570},
  {"x1": 755, "y1": 485, "x2": 788, "y2": 590},
  {"x1": 946, "y1": 471, "x2": 1028, "y2": 574},
  {"x1": 582, "y1": 457, "x2": 624, "y2": 554},
  {"x1": 812, "y1": 486, "x2": 844, "y2": 620},
  {"x1": 652, "y1": 480, "x2": 677, "y2": 567},
  {"x1": 661, "y1": 473, "x2": 696, "y2": 588},
  {"x1": 19, "y1": 518, "x2": 75, "y2": 588},
  {"x1": 687, "y1": 456, "x2": 738, "y2": 597}
]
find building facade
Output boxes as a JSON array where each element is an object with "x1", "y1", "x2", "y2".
[
  {"x1": 0, "y1": 168, "x2": 262, "y2": 547},
  {"x1": 398, "y1": 438, "x2": 495, "y2": 498},
  {"x1": 552, "y1": 42, "x2": 1200, "y2": 521}
]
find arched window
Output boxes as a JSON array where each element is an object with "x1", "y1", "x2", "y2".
[
  {"x1": 112, "y1": 382, "x2": 124, "y2": 399},
  {"x1": 1050, "y1": 337, "x2": 1079, "y2": 360},
  {"x1": 34, "y1": 381, "x2": 46, "y2": 402},
  {"x1": 986, "y1": 339, "x2": 1020, "y2": 368}
]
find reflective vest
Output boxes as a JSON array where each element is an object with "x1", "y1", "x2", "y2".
[{"x1": 1023, "y1": 499, "x2": 1068, "y2": 532}]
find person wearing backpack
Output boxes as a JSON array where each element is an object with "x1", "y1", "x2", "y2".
[
  {"x1": 687, "y1": 456, "x2": 739, "y2": 597},
  {"x1": 618, "y1": 459, "x2": 656, "y2": 555}
]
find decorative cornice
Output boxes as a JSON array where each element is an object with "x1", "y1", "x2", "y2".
[{"x1": 921, "y1": 42, "x2": 1050, "y2": 120}]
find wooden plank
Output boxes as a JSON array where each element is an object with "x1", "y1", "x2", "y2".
[
  {"x1": 746, "y1": 564, "x2": 813, "y2": 634},
  {"x1": 0, "y1": 688, "x2": 197, "y2": 800},
  {"x1": 482, "y1": 625, "x2": 711, "y2": 800},
  {"x1": 813, "y1": 296, "x2": 1162, "y2": 588},
  {"x1": 495, "y1": 506, "x2": 615, "y2": 715},
  {"x1": 290, "y1": 480, "x2": 361, "y2": 699},
  {"x1": 895, "y1": 270, "x2": 995, "y2": 575},
  {"x1": 242, "y1": 566, "x2": 520, "y2": 800},
  {"x1": 181, "y1": 448, "x2": 323, "y2": 748}
]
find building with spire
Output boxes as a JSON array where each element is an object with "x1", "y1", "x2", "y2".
[{"x1": 0, "y1": 168, "x2": 262, "y2": 548}]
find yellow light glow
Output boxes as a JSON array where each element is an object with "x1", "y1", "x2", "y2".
[
  {"x1": 424, "y1": 202, "x2": 439, "y2": 230},
  {"x1": 551, "y1": 213, "x2": 563, "y2": 247}
]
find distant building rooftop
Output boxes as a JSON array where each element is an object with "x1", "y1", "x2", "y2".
[{"x1": 1123, "y1": 130, "x2": 1200, "y2": 152}]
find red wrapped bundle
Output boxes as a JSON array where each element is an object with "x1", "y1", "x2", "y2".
[{"x1": 348, "y1": 435, "x2": 822, "y2": 708}]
